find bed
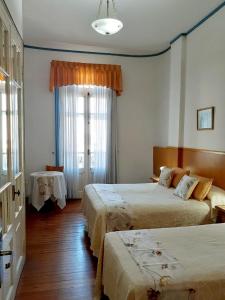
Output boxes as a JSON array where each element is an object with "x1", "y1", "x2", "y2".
[
  {"x1": 82, "y1": 183, "x2": 211, "y2": 257},
  {"x1": 95, "y1": 223, "x2": 225, "y2": 300}
]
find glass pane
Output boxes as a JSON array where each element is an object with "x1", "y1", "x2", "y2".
[
  {"x1": 1, "y1": 26, "x2": 8, "y2": 71},
  {"x1": 90, "y1": 97, "x2": 97, "y2": 114},
  {"x1": 0, "y1": 72, "x2": 8, "y2": 186},
  {"x1": 64, "y1": 96, "x2": 85, "y2": 169},
  {"x1": 76, "y1": 114, "x2": 84, "y2": 169},
  {"x1": 11, "y1": 82, "x2": 20, "y2": 175},
  {"x1": 77, "y1": 97, "x2": 84, "y2": 114},
  {"x1": 11, "y1": 45, "x2": 17, "y2": 81},
  {"x1": 2, "y1": 113, "x2": 7, "y2": 153},
  {"x1": 77, "y1": 152, "x2": 84, "y2": 169},
  {"x1": 89, "y1": 97, "x2": 107, "y2": 169},
  {"x1": 90, "y1": 96, "x2": 107, "y2": 114},
  {"x1": 16, "y1": 51, "x2": 21, "y2": 84}
]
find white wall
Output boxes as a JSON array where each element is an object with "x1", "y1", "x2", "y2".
[
  {"x1": 168, "y1": 7, "x2": 225, "y2": 151},
  {"x1": 4, "y1": 0, "x2": 23, "y2": 36},
  {"x1": 183, "y1": 8, "x2": 225, "y2": 150},
  {"x1": 168, "y1": 37, "x2": 186, "y2": 147},
  {"x1": 24, "y1": 45, "x2": 170, "y2": 188},
  {"x1": 24, "y1": 5, "x2": 225, "y2": 191},
  {"x1": 152, "y1": 51, "x2": 171, "y2": 146}
]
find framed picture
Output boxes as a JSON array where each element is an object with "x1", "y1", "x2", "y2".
[{"x1": 197, "y1": 107, "x2": 214, "y2": 130}]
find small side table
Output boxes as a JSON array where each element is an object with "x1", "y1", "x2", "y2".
[
  {"x1": 215, "y1": 205, "x2": 225, "y2": 223},
  {"x1": 30, "y1": 171, "x2": 67, "y2": 211},
  {"x1": 150, "y1": 175, "x2": 159, "y2": 183}
]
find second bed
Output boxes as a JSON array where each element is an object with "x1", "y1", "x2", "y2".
[{"x1": 95, "y1": 223, "x2": 225, "y2": 300}]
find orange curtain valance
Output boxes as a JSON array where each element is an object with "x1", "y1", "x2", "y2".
[{"x1": 49, "y1": 60, "x2": 123, "y2": 96}]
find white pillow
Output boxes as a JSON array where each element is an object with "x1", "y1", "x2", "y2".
[
  {"x1": 207, "y1": 185, "x2": 225, "y2": 219},
  {"x1": 158, "y1": 167, "x2": 173, "y2": 188},
  {"x1": 207, "y1": 185, "x2": 225, "y2": 207},
  {"x1": 174, "y1": 175, "x2": 199, "y2": 200},
  {"x1": 207, "y1": 185, "x2": 225, "y2": 205}
]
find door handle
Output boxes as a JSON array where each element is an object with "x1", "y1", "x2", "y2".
[
  {"x1": 14, "y1": 190, "x2": 20, "y2": 197},
  {"x1": 0, "y1": 251, "x2": 13, "y2": 273},
  {"x1": 0, "y1": 250, "x2": 12, "y2": 256},
  {"x1": 5, "y1": 262, "x2": 11, "y2": 269},
  {"x1": 12, "y1": 185, "x2": 20, "y2": 201}
]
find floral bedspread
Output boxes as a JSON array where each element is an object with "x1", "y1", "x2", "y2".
[
  {"x1": 94, "y1": 185, "x2": 134, "y2": 231},
  {"x1": 118, "y1": 230, "x2": 193, "y2": 299}
]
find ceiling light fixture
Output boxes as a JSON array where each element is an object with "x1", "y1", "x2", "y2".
[{"x1": 91, "y1": 0, "x2": 123, "y2": 35}]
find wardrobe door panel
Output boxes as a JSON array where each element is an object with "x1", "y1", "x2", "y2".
[{"x1": 0, "y1": 0, "x2": 25, "y2": 298}]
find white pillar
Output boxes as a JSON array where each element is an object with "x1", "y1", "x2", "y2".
[{"x1": 168, "y1": 36, "x2": 187, "y2": 147}]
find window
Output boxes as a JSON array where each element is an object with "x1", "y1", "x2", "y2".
[
  {"x1": 0, "y1": 75, "x2": 8, "y2": 180},
  {"x1": 61, "y1": 86, "x2": 109, "y2": 171},
  {"x1": 57, "y1": 84, "x2": 112, "y2": 197},
  {"x1": 89, "y1": 95, "x2": 108, "y2": 170},
  {"x1": 11, "y1": 82, "x2": 20, "y2": 175}
]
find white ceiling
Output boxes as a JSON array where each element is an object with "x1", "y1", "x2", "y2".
[{"x1": 23, "y1": 0, "x2": 224, "y2": 54}]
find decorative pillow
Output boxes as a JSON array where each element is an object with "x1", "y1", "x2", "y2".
[
  {"x1": 174, "y1": 175, "x2": 199, "y2": 200},
  {"x1": 171, "y1": 168, "x2": 190, "y2": 188},
  {"x1": 158, "y1": 167, "x2": 173, "y2": 188},
  {"x1": 46, "y1": 165, "x2": 64, "y2": 172},
  {"x1": 192, "y1": 175, "x2": 213, "y2": 201}
]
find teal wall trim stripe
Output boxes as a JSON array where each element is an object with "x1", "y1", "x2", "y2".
[
  {"x1": 24, "y1": 44, "x2": 171, "y2": 58},
  {"x1": 24, "y1": 0, "x2": 225, "y2": 58},
  {"x1": 170, "y1": 0, "x2": 225, "y2": 45},
  {"x1": 170, "y1": 33, "x2": 187, "y2": 45},
  {"x1": 187, "y1": 1, "x2": 225, "y2": 35}
]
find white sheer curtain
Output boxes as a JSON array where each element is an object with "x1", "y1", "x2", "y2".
[
  {"x1": 58, "y1": 84, "x2": 117, "y2": 198},
  {"x1": 58, "y1": 85, "x2": 81, "y2": 198},
  {"x1": 89, "y1": 86, "x2": 112, "y2": 183}
]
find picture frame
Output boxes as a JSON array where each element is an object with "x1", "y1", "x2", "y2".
[{"x1": 197, "y1": 106, "x2": 214, "y2": 130}]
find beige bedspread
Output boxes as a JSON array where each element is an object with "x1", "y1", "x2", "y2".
[
  {"x1": 82, "y1": 183, "x2": 211, "y2": 257},
  {"x1": 96, "y1": 224, "x2": 225, "y2": 300}
]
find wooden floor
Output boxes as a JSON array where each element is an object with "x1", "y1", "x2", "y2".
[{"x1": 16, "y1": 200, "x2": 97, "y2": 300}]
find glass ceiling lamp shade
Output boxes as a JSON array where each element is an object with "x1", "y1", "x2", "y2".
[
  {"x1": 92, "y1": 0, "x2": 123, "y2": 35},
  {"x1": 92, "y1": 18, "x2": 123, "y2": 35}
]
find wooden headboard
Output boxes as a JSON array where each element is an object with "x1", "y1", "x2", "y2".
[{"x1": 153, "y1": 146, "x2": 225, "y2": 190}]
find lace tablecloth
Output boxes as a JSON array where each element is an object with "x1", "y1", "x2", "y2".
[{"x1": 30, "y1": 171, "x2": 67, "y2": 211}]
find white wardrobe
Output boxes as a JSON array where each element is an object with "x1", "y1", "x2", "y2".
[{"x1": 0, "y1": 1, "x2": 25, "y2": 299}]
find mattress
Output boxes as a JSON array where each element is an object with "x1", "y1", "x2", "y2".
[
  {"x1": 95, "y1": 223, "x2": 225, "y2": 300},
  {"x1": 82, "y1": 183, "x2": 211, "y2": 257}
]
